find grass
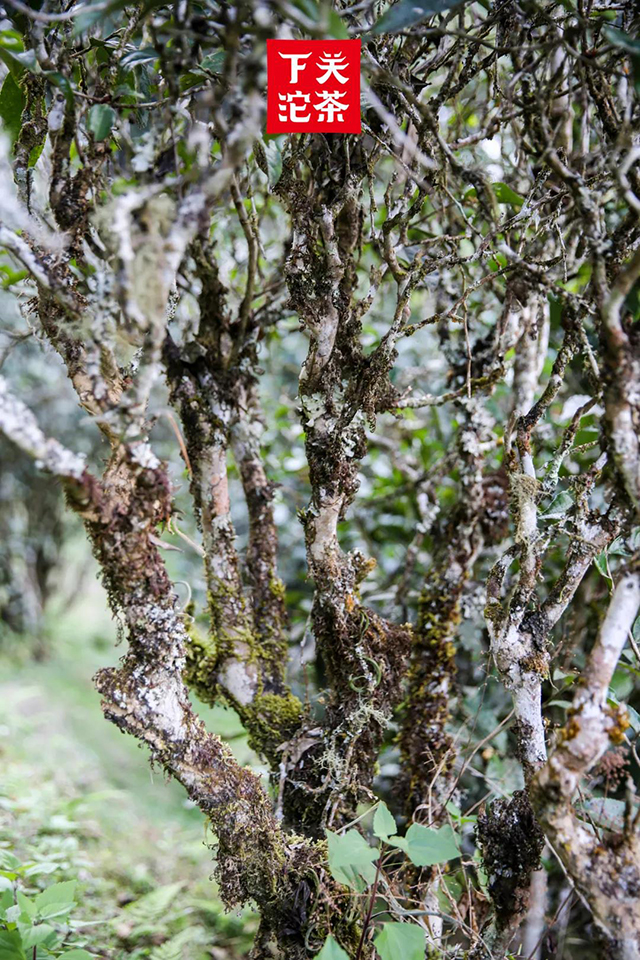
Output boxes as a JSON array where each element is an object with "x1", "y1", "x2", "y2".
[{"x1": 0, "y1": 544, "x2": 261, "y2": 959}]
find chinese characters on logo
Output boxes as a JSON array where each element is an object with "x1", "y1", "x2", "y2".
[{"x1": 267, "y1": 40, "x2": 361, "y2": 134}]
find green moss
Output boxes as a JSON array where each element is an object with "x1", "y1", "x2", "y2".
[
  {"x1": 484, "y1": 598, "x2": 503, "y2": 625},
  {"x1": 269, "y1": 576, "x2": 287, "y2": 601},
  {"x1": 399, "y1": 573, "x2": 463, "y2": 811},
  {"x1": 245, "y1": 691, "x2": 304, "y2": 762},
  {"x1": 183, "y1": 615, "x2": 303, "y2": 764},
  {"x1": 520, "y1": 652, "x2": 549, "y2": 678},
  {"x1": 206, "y1": 578, "x2": 247, "y2": 641},
  {"x1": 183, "y1": 622, "x2": 219, "y2": 706}
]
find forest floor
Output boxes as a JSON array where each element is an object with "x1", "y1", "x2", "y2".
[{"x1": 0, "y1": 554, "x2": 259, "y2": 959}]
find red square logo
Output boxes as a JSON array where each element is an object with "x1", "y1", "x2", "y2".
[{"x1": 267, "y1": 39, "x2": 361, "y2": 135}]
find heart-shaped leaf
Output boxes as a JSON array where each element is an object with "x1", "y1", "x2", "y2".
[
  {"x1": 317, "y1": 935, "x2": 349, "y2": 960},
  {"x1": 374, "y1": 922, "x2": 425, "y2": 960},
  {"x1": 326, "y1": 829, "x2": 378, "y2": 891}
]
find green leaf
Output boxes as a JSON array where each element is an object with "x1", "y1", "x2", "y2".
[
  {"x1": 34, "y1": 880, "x2": 76, "y2": 911},
  {"x1": 4, "y1": 904, "x2": 20, "y2": 924},
  {"x1": 373, "y1": 801, "x2": 397, "y2": 840},
  {"x1": 87, "y1": 104, "x2": 116, "y2": 141},
  {"x1": 625, "y1": 278, "x2": 640, "y2": 319},
  {"x1": 0, "y1": 40, "x2": 37, "y2": 80},
  {"x1": 28, "y1": 143, "x2": 44, "y2": 168},
  {"x1": 465, "y1": 182, "x2": 524, "y2": 206},
  {"x1": 60, "y1": 951, "x2": 95, "y2": 960},
  {"x1": 0, "y1": 854, "x2": 21, "y2": 873},
  {"x1": 38, "y1": 901, "x2": 75, "y2": 919},
  {"x1": 264, "y1": 137, "x2": 284, "y2": 185},
  {"x1": 0, "y1": 72, "x2": 25, "y2": 144},
  {"x1": 608, "y1": 536, "x2": 630, "y2": 557},
  {"x1": 595, "y1": 551, "x2": 612, "y2": 580},
  {"x1": 18, "y1": 923, "x2": 56, "y2": 951},
  {"x1": 149, "y1": 927, "x2": 204, "y2": 960},
  {"x1": 325, "y1": 830, "x2": 378, "y2": 891},
  {"x1": 0, "y1": 928, "x2": 25, "y2": 960},
  {"x1": 328, "y1": 8, "x2": 350, "y2": 38},
  {"x1": 199, "y1": 51, "x2": 225, "y2": 73},
  {"x1": 445, "y1": 801, "x2": 477, "y2": 825},
  {"x1": 605, "y1": 27, "x2": 640, "y2": 55},
  {"x1": 625, "y1": 702, "x2": 640, "y2": 731},
  {"x1": 561, "y1": 260, "x2": 591, "y2": 294},
  {"x1": 548, "y1": 294, "x2": 563, "y2": 327},
  {"x1": 15, "y1": 892, "x2": 34, "y2": 919},
  {"x1": 292, "y1": 0, "x2": 319, "y2": 18},
  {"x1": 492, "y1": 182, "x2": 525, "y2": 207},
  {"x1": 488, "y1": 251, "x2": 508, "y2": 271},
  {"x1": 371, "y1": 0, "x2": 463, "y2": 35},
  {"x1": 374, "y1": 922, "x2": 425, "y2": 960},
  {"x1": 578, "y1": 797, "x2": 627, "y2": 832},
  {"x1": 73, "y1": 0, "x2": 128, "y2": 35},
  {"x1": 386, "y1": 835, "x2": 409, "y2": 853},
  {"x1": 121, "y1": 47, "x2": 158, "y2": 70},
  {"x1": 122, "y1": 882, "x2": 183, "y2": 926},
  {"x1": 74, "y1": 0, "x2": 168, "y2": 35},
  {"x1": 180, "y1": 51, "x2": 225, "y2": 91},
  {"x1": 179, "y1": 72, "x2": 204, "y2": 93},
  {"x1": 316, "y1": 934, "x2": 349, "y2": 960},
  {"x1": 403, "y1": 823, "x2": 459, "y2": 867},
  {"x1": 541, "y1": 491, "x2": 573, "y2": 519}
]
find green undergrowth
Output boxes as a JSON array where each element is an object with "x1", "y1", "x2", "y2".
[{"x1": 0, "y1": 582, "x2": 261, "y2": 959}]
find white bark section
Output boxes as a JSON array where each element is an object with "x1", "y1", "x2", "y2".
[
  {"x1": 521, "y1": 866, "x2": 547, "y2": 960},
  {"x1": 201, "y1": 447, "x2": 232, "y2": 532},
  {"x1": 423, "y1": 886, "x2": 443, "y2": 946},
  {"x1": 0, "y1": 376, "x2": 87, "y2": 480},
  {"x1": 488, "y1": 296, "x2": 618, "y2": 783},
  {"x1": 485, "y1": 294, "x2": 552, "y2": 777},
  {"x1": 299, "y1": 388, "x2": 353, "y2": 572},
  {"x1": 541, "y1": 547, "x2": 602, "y2": 628},
  {"x1": 309, "y1": 491, "x2": 343, "y2": 564},
  {"x1": 219, "y1": 654, "x2": 258, "y2": 707},
  {"x1": 573, "y1": 570, "x2": 640, "y2": 763},
  {"x1": 489, "y1": 617, "x2": 547, "y2": 773},
  {"x1": 513, "y1": 296, "x2": 549, "y2": 417},
  {"x1": 514, "y1": 679, "x2": 547, "y2": 770},
  {"x1": 489, "y1": 512, "x2": 619, "y2": 780},
  {"x1": 533, "y1": 570, "x2": 640, "y2": 955},
  {"x1": 600, "y1": 247, "x2": 640, "y2": 518}
]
